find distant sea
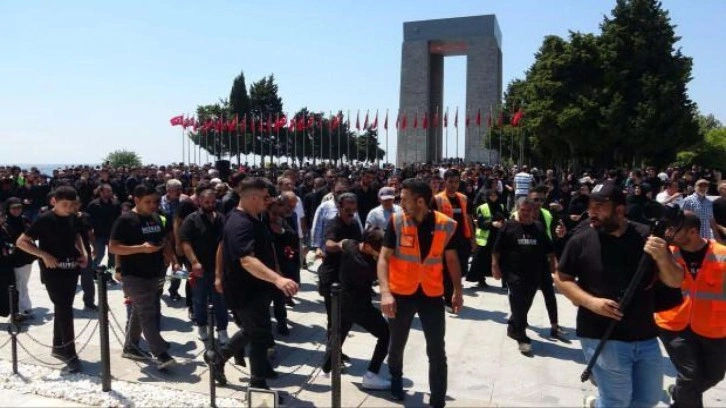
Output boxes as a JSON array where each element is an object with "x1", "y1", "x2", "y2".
[{"x1": 12, "y1": 164, "x2": 100, "y2": 176}]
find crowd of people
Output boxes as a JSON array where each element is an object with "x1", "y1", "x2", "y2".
[{"x1": 0, "y1": 160, "x2": 725, "y2": 407}]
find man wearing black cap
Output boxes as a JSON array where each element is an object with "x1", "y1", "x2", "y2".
[{"x1": 554, "y1": 181, "x2": 684, "y2": 407}]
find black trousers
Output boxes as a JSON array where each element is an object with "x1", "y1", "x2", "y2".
[
  {"x1": 659, "y1": 327, "x2": 726, "y2": 408},
  {"x1": 467, "y1": 244, "x2": 493, "y2": 283},
  {"x1": 443, "y1": 245, "x2": 470, "y2": 306},
  {"x1": 388, "y1": 291, "x2": 447, "y2": 407},
  {"x1": 271, "y1": 289, "x2": 287, "y2": 327},
  {"x1": 46, "y1": 270, "x2": 80, "y2": 361},
  {"x1": 324, "y1": 293, "x2": 389, "y2": 373},
  {"x1": 506, "y1": 280, "x2": 537, "y2": 341},
  {"x1": 222, "y1": 293, "x2": 274, "y2": 388},
  {"x1": 538, "y1": 271, "x2": 558, "y2": 326}
]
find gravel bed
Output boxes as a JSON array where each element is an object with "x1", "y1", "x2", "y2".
[{"x1": 0, "y1": 360, "x2": 244, "y2": 407}]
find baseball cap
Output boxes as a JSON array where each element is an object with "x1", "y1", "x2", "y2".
[
  {"x1": 378, "y1": 187, "x2": 396, "y2": 200},
  {"x1": 590, "y1": 181, "x2": 626, "y2": 205},
  {"x1": 695, "y1": 179, "x2": 709, "y2": 186}
]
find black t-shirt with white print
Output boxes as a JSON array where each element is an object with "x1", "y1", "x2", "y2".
[{"x1": 110, "y1": 211, "x2": 169, "y2": 278}]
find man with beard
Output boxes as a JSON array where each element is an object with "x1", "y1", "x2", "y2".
[
  {"x1": 554, "y1": 181, "x2": 684, "y2": 407},
  {"x1": 492, "y1": 197, "x2": 556, "y2": 355},
  {"x1": 351, "y1": 169, "x2": 379, "y2": 222},
  {"x1": 656, "y1": 213, "x2": 726, "y2": 407},
  {"x1": 212, "y1": 177, "x2": 298, "y2": 395},
  {"x1": 433, "y1": 169, "x2": 475, "y2": 313},
  {"x1": 318, "y1": 193, "x2": 363, "y2": 347},
  {"x1": 378, "y1": 178, "x2": 462, "y2": 407},
  {"x1": 179, "y1": 189, "x2": 228, "y2": 345}
]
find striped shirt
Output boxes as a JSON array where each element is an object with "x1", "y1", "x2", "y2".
[
  {"x1": 514, "y1": 172, "x2": 534, "y2": 196},
  {"x1": 682, "y1": 193, "x2": 714, "y2": 239}
]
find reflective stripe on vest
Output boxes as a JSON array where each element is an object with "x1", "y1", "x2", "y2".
[
  {"x1": 434, "y1": 192, "x2": 472, "y2": 239},
  {"x1": 655, "y1": 240, "x2": 726, "y2": 339},
  {"x1": 388, "y1": 211, "x2": 457, "y2": 297}
]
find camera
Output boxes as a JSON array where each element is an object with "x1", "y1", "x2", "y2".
[{"x1": 642, "y1": 202, "x2": 685, "y2": 239}]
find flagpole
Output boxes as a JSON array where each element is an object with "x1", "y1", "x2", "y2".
[
  {"x1": 319, "y1": 113, "x2": 323, "y2": 167},
  {"x1": 384, "y1": 109, "x2": 389, "y2": 165},
  {"x1": 455, "y1": 107, "x2": 460, "y2": 163},
  {"x1": 444, "y1": 107, "x2": 448, "y2": 160},
  {"x1": 181, "y1": 118, "x2": 185, "y2": 166}
]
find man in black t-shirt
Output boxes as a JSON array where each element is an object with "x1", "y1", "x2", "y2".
[
  {"x1": 492, "y1": 197, "x2": 555, "y2": 354},
  {"x1": 318, "y1": 193, "x2": 363, "y2": 335},
  {"x1": 16, "y1": 186, "x2": 88, "y2": 375},
  {"x1": 212, "y1": 177, "x2": 298, "y2": 393},
  {"x1": 110, "y1": 184, "x2": 178, "y2": 370},
  {"x1": 179, "y1": 188, "x2": 228, "y2": 344},
  {"x1": 555, "y1": 181, "x2": 683, "y2": 407},
  {"x1": 324, "y1": 228, "x2": 390, "y2": 390}
]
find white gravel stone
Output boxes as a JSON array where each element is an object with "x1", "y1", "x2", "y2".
[{"x1": 0, "y1": 361, "x2": 244, "y2": 407}]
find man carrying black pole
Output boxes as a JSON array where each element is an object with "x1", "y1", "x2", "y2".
[{"x1": 554, "y1": 181, "x2": 683, "y2": 407}]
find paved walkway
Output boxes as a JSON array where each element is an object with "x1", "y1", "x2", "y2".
[{"x1": 0, "y1": 260, "x2": 725, "y2": 407}]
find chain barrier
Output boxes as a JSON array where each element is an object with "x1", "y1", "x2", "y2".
[
  {"x1": 0, "y1": 335, "x2": 11, "y2": 351},
  {"x1": 15, "y1": 320, "x2": 99, "y2": 367},
  {"x1": 20, "y1": 317, "x2": 96, "y2": 350}
]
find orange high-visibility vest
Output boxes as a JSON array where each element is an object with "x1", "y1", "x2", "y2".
[
  {"x1": 655, "y1": 240, "x2": 726, "y2": 339},
  {"x1": 388, "y1": 211, "x2": 457, "y2": 297},
  {"x1": 434, "y1": 192, "x2": 472, "y2": 239}
]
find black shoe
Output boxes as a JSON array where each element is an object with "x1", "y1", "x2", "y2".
[
  {"x1": 550, "y1": 326, "x2": 570, "y2": 342},
  {"x1": 122, "y1": 347, "x2": 151, "y2": 361},
  {"x1": 156, "y1": 352, "x2": 176, "y2": 370},
  {"x1": 277, "y1": 324, "x2": 290, "y2": 336},
  {"x1": 477, "y1": 280, "x2": 490, "y2": 289},
  {"x1": 11, "y1": 313, "x2": 26, "y2": 325},
  {"x1": 390, "y1": 376, "x2": 405, "y2": 401},
  {"x1": 212, "y1": 358, "x2": 228, "y2": 386},
  {"x1": 187, "y1": 307, "x2": 194, "y2": 322},
  {"x1": 285, "y1": 298, "x2": 295, "y2": 307},
  {"x1": 60, "y1": 359, "x2": 82, "y2": 375},
  {"x1": 51, "y1": 350, "x2": 65, "y2": 360},
  {"x1": 84, "y1": 304, "x2": 98, "y2": 311},
  {"x1": 169, "y1": 293, "x2": 182, "y2": 301},
  {"x1": 341, "y1": 353, "x2": 351, "y2": 362},
  {"x1": 233, "y1": 351, "x2": 247, "y2": 367}
]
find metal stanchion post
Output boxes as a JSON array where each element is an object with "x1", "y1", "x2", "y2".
[
  {"x1": 204, "y1": 304, "x2": 217, "y2": 408},
  {"x1": 97, "y1": 267, "x2": 112, "y2": 392},
  {"x1": 331, "y1": 283, "x2": 342, "y2": 408},
  {"x1": 8, "y1": 285, "x2": 19, "y2": 375}
]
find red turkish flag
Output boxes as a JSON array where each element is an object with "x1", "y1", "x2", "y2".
[
  {"x1": 454, "y1": 107, "x2": 459, "y2": 128},
  {"x1": 384, "y1": 111, "x2": 388, "y2": 130},
  {"x1": 371, "y1": 111, "x2": 378, "y2": 130},
  {"x1": 170, "y1": 115, "x2": 184, "y2": 126},
  {"x1": 465, "y1": 113, "x2": 470, "y2": 127},
  {"x1": 401, "y1": 113, "x2": 407, "y2": 130},
  {"x1": 422, "y1": 112, "x2": 428, "y2": 129},
  {"x1": 443, "y1": 110, "x2": 448, "y2": 128},
  {"x1": 240, "y1": 114, "x2": 247, "y2": 132},
  {"x1": 476, "y1": 109, "x2": 481, "y2": 126},
  {"x1": 511, "y1": 109, "x2": 524, "y2": 126},
  {"x1": 413, "y1": 114, "x2": 418, "y2": 129},
  {"x1": 355, "y1": 111, "x2": 360, "y2": 131},
  {"x1": 433, "y1": 111, "x2": 439, "y2": 128},
  {"x1": 363, "y1": 111, "x2": 369, "y2": 130},
  {"x1": 487, "y1": 112, "x2": 492, "y2": 127},
  {"x1": 192, "y1": 117, "x2": 199, "y2": 131},
  {"x1": 307, "y1": 115, "x2": 315, "y2": 130}
]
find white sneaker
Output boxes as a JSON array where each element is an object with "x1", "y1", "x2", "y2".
[
  {"x1": 217, "y1": 330, "x2": 230, "y2": 345},
  {"x1": 583, "y1": 395, "x2": 597, "y2": 408},
  {"x1": 197, "y1": 326, "x2": 209, "y2": 341},
  {"x1": 361, "y1": 371, "x2": 391, "y2": 390}
]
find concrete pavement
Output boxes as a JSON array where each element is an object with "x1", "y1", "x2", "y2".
[{"x1": 0, "y1": 260, "x2": 725, "y2": 407}]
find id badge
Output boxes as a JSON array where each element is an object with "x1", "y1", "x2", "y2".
[{"x1": 400, "y1": 234, "x2": 415, "y2": 248}]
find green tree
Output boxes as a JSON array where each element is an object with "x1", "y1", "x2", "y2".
[
  {"x1": 103, "y1": 149, "x2": 142, "y2": 168},
  {"x1": 600, "y1": 0, "x2": 699, "y2": 166},
  {"x1": 229, "y1": 70, "x2": 250, "y2": 118}
]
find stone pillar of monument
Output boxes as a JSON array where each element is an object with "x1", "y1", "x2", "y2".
[{"x1": 398, "y1": 15, "x2": 502, "y2": 165}]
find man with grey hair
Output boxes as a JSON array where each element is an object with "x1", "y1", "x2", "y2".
[
  {"x1": 365, "y1": 187, "x2": 402, "y2": 231},
  {"x1": 160, "y1": 178, "x2": 189, "y2": 301}
]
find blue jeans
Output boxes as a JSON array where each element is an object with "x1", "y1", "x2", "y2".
[
  {"x1": 192, "y1": 274, "x2": 228, "y2": 331},
  {"x1": 580, "y1": 337, "x2": 663, "y2": 408},
  {"x1": 93, "y1": 237, "x2": 115, "y2": 269}
]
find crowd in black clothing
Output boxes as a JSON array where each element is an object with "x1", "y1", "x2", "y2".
[{"x1": 0, "y1": 160, "x2": 725, "y2": 400}]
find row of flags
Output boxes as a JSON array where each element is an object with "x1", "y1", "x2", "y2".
[{"x1": 170, "y1": 108, "x2": 525, "y2": 133}]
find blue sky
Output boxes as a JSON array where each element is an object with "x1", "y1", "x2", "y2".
[{"x1": 1, "y1": 0, "x2": 723, "y2": 165}]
